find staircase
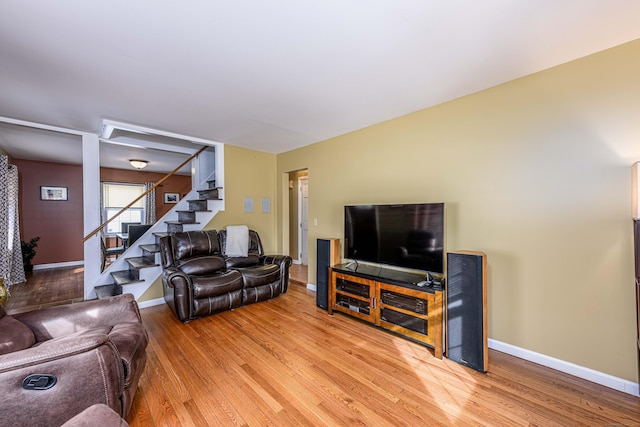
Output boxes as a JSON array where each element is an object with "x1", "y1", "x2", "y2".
[{"x1": 93, "y1": 179, "x2": 223, "y2": 300}]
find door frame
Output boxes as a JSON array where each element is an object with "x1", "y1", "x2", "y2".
[{"x1": 298, "y1": 176, "x2": 309, "y2": 265}]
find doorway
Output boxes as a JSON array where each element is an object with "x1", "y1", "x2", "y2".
[
  {"x1": 299, "y1": 176, "x2": 309, "y2": 265},
  {"x1": 287, "y1": 169, "x2": 308, "y2": 268}
]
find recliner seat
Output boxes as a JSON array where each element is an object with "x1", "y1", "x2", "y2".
[
  {"x1": 218, "y1": 229, "x2": 291, "y2": 304},
  {"x1": 0, "y1": 293, "x2": 148, "y2": 427}
]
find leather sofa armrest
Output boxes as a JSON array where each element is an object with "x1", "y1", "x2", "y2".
[
  {"x1": 0, "y1": 327, "x2": 113, "y2": 373},
  {"x1": 161, "y1": 267, "x2": 192, "y2": 322},
  {"x1": 13, "y1": 294, "x2": 142, "y2": 342},
  {"x1": 262, "y1": 255, "x2": 293, "y2": 292},
  {"x1": 162, "y1": 268, "x2": 191, "y2": 290},
  {"x1": 162, "y1": 267, "x2": 179, "y2": 287},
  {"x1": 0, "y1": 329, "x2": 124, "y2": 425}
]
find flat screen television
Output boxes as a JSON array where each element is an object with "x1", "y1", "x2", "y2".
[{"x1": 344, "y1": 203, "x2": 445, "y2": 274}]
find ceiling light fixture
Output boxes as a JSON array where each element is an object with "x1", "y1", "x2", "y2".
[{"x1": 129, "y1": 159, "x2": 148, "y2": 170}]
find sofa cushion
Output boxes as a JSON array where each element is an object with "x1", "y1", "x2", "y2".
[
  {"x1": 235, "y1": 264, "x2": 280, "y2": 288},
  {"x1": 0, "y1": 309, "x2": 36, "y2": 355},
  {"x1": 225, "y1": 254, "x2": 261, "y2": 269},
  {"x1": 176, "y1": 255, "x2": 226, "y2": 276},
  {"x1": 171, "y1": 230, "x2": 221, "y2": 261},
  {"x1": 193, "y1": 289, "x2": 243, "y2": 317},
  {"x1": 191, "y1": 270, "x2": 244, "y2": 299},
  {"x1": 243, "y1": 282, "x2": 282, "y2": 304}
]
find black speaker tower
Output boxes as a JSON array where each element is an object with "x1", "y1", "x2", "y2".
[
  {"x1": 316, "y1": 238, "x2": 340, "y2": 310},
  {"x1": 446, "y1": 251, "x2": 488, "y2": 372}
]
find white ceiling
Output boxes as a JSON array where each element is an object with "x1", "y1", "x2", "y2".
[{"x1": 1, "y1": 1, "x2": 640, "y2": 169}]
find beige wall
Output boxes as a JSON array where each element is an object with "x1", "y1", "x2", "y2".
[
  {"x1": 139, "y1": 145, "x2": 278, "y2": 302},
  {"x1": 277, "y1": 40, "x2": 640, "y2": 383},
  {"x1": 205, "y1": 145, "x2": 278, "y2": 251}
]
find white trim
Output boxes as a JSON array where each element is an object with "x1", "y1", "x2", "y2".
[
  {"x1": 298, "y1": 176, "x2": 309, "y2": 265},
  {"x1": 82, "y1": 134, "x2": 101, "y2": 301},
  {"x1": 298, "y1": 179, "x2": 303, "y2": 262},
  {"x1": 101, "y1": 119, "x2": 223, "y2": 146},
  {"x1": 307, "y1": 283, "x2": 316, "y2": 292},
  {"x1": 488, "y1": 339, "x2": 640, "y2": 397},
  {"x1": 33, "y1": 261, "x2": 84, "y2": 270},
  {"x1": 0, "y1": 116, "x2": 90, "y2": 136},
  {"x1": 137, "y1": 297, "x2": 166, "y2": 309}
]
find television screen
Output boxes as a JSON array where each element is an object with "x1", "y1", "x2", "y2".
[{"x1": 344, "y1": 203, "x2": 445, "y2": 274}]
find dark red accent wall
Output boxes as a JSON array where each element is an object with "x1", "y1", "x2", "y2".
[
  {"x1": 13, "y1": 159, "x2": 84, "y2": 265},
  {"x1": 13, "y1": 159, "x2": 192, "y2": 266}
]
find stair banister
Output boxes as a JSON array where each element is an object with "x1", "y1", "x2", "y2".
[{"x1": 83, "y1": 145, "x2": 208, "y2": 242}]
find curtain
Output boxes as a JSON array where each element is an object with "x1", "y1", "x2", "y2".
[
  {"x1": 0, "y1": 155, "x2": 26, "y2": 293},
  {"x1": 144, "y1": 182, "x2": 156, "y2": 224}
]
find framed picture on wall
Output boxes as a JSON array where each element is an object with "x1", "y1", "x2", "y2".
[
  {"x1": 164, "y1": 192, "x2": 179, "y2": 204},
  {"x1": 40, "y1": 186, "x2": 68, "y2": 201}
]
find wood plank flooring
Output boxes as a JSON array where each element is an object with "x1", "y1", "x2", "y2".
[
  {"x1": 4, "y1": 266, "x2": 639, "y2": 425},
  {"x1": 3, "y1": 264, "x2": 307, "y2": 315},
  {"x1": 128, "y1": 283, "x2": 640, "y2": 426},
  {"x1": 4, "y1": 266, "x2": 84, "y2": 314}
]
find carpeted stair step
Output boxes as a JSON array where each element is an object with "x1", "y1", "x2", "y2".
[
  {"x1": 126, "y1": 256, "x2": 158, "y2": 269},
  {"x1": 94, "y1": 283, "x2": 122, "y2": 299},
  {"x1": 176, "y1": 210, "x2": 197, "y2": 223},
  {"x1": 165, "y1": 221, "x2": 200, "y2": 233},
  {"x1": 139, "y1": 243, "x2": 160, "y2": 253},
  {"x1": 197, "y1": 188, "x2": 221, "y2": 199},
  {"x1": 110, "y1": 270, "x2": 142, "y2": 286},
  {"x1": 187, "y1": 198, "x2": 209, "y2": 211}
]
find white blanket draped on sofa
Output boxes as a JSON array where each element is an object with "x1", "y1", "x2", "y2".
[{"x1": 224, "y1": 225, "x2": 249, "y2": 257}]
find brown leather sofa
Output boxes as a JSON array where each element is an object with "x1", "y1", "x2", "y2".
[
  {"x1": 0, "y1": 294, "x2": 148, "y2": 427},
  {"x1": 160, "y1": 229, "x2": 292, "y2": 322}
]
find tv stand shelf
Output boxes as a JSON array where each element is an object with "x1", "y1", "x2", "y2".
[{"x1": 328, "y1": 264, "x2": 444, "y2": 359}]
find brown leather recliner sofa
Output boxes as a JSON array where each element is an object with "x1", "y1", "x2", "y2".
[
  {"x1": 160, "y1": 229, "x2": 292, "y2": 322},
  {"x1": 0, "y1": 293, "x2": 148, "y2": 427}
]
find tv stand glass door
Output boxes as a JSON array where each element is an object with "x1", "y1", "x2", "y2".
[{"x1": 329, "y1": 265, "x2": 443, "y2": 359}]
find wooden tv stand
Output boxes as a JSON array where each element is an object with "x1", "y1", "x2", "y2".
[{"x1": 328, "y1": 264, "x2": 444, "y2": 359}]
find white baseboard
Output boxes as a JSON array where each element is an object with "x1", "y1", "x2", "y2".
[
  {"x1": 306, "y1": 283, "x2": 316, "y2": 292},
  {"x1": 33, "y1": 261, "x2": 84, "y2": 270},
  {"x1": 137, "y1": 297, "x2": 165, "y2": 309},
  {"x1": 489, "y1": 339, "x2": 639, "y2": 397}
]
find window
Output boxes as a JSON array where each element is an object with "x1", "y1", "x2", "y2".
[{"x1": 102, "y1": 183, "x2": 145, "y2": 234}]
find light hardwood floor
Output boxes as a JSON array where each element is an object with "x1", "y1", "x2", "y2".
[
  {"x1": 5, "y1": 267, "x2": 639, "y2": 426},
  {"x1": 127, "y1": 285, "x2": 640, "y2": 426},
  {"x1": 290, "y1": 263, "x2": 307, "y2": 284}
]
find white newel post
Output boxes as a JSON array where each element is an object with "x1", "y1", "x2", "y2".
[{"x1": 82, "y1": 133, "x2": 101, "y2": 299}]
